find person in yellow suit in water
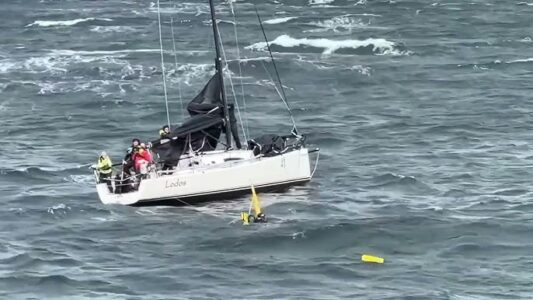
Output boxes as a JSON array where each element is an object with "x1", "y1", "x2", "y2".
[{"x1": 96, "y1": 151, "x2": 113, "y2": 183}]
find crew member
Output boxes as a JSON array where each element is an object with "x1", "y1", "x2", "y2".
[
  {"x1": 123, "y1": 138, "x2": 140, "y2": 175},
  {"x1": 97, "y1": 151, "x2": 113, "y2": 183},
  {"x1": 159, "y1": 125, "x2": 171, "y2": 139},
  {"x1": 134, "y1": 143, "x2": 154, "y2": 177}
]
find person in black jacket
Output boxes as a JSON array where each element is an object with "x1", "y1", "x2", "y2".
[{"x1": 122, "y1": 138, "x2": 140, "y2": 175}]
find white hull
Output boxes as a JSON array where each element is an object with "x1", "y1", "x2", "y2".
[{"x1": 96, "y1": 148, "x2": 312, "y2": 206}]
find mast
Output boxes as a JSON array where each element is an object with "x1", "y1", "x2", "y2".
[{"x1": 208, "y1": 0, "x2": 232, "y2": 149}]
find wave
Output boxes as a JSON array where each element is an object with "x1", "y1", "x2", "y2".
[
  {"x1": 90, "y1": 26, "x2": 137, "y2": 33},
  {"x1": 49, "y1": 48, "x2": 160, "y2": 56},
  {"x1": 1, "y1": 253, "x2": 79, "y2": 269},
  {"x1": 0, "y1": 100, "x2": 9, "y2": 112},
  {"x1": 47, "y1": 204, "x2": 71, "y2": 215},
  {"x1": 202, "y1": 19, "x2": 236, "y2": 26},
  {"x1": 306, "y1": 15, "x2": 369, "y2": 33},
  {"x1": 148, "y1": 2, "x2": 209, "y2": 16},
  {"x1": 0, "y1": 274, "x2": 113, "y2": 292},
  {"x1": 264, "y1": 17, "x2": 298, "y2": 25},
  {"x1": 309, "y1": 0, "x2": 335, "y2": 5},
  {"x1": 0, "y1": 165, "x2": 92, "y2": 177},
  {"x1": 170, "y1": 63, "x2": 214, "y2": 86},
  {"x1": 63, "y1": 175, "x2": 94, "y2": 185},
  {"x1": 0, "y1": 48, "x2": 210, "y2": 76},
  {"x1": 506, "y1": 57, "x2": 533, "y2": 64},
  {"x1": 367, "y1": 173, "x2": 438, "y2": 194},
  {"x1": 349, "y1": 65, "x2": 371, "y2": 76},
  {"x1": 246, "y1": 34, "x2": 406, "y2": 55},
  {"x1": 26, "y1": 18, "x2": 112, "y2": 28},
  {"x1": 0, "y1": 60, "x2": 17, "y2": 74},
  {"x1": 0, "y1": 53, "x2": 121, "y2": 75}
]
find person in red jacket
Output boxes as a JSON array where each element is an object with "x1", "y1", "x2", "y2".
[{"x1": 134, "y1": 143, "x2": 153, "y2": 175}]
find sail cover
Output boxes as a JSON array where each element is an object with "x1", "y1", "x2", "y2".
[
  {"x1": 151, "y1": 112, "x2": 224, "y2": 165},
  {"x1": 151, "y1": 72, "x2": 241, "y2": 165}
]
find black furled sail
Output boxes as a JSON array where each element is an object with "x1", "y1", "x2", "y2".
[
  {"x1": 151, "y1": 72, "x2": 242, "y2": 166},
  {"x1": 151, "y1": 0, "x2": 244, "y2": 167}
]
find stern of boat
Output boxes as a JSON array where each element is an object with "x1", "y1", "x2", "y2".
[{"x1": 96, "y1": 183, "x2": 142, "y2": 205}]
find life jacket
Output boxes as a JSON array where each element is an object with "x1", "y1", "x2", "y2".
[{"x1": 97, "y1": 155, "x2": 113, "y2": 174}]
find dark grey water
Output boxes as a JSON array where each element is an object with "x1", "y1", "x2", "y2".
[{"x1": 2, "y1": 0, "x2": 533, "y2": 298}]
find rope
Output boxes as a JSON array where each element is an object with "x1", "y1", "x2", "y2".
[
  {"x1": 170, "y1": 16, "x2": 184, "y2": 119},
  {"x1": 311, "y1": 150, "x2": 320, "y2": 178},
  {"x1": 157, "y1": 0, "x2": 171, "y2": 128}
]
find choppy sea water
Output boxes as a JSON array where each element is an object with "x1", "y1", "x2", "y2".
[{"x1": 1, "y1": 0, "x2": 533, "y2": 299}]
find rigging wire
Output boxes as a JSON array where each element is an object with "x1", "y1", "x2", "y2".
[
  {"x1": 260, "y1": 61, "x2": 287, "y2": 111},
  {"x1": 170, "y1": 16, "x2": 184, "y2": 120},
  {"x1": 227, "y1": 0, "x2": 250, "y2": 139},
  {"x1": 216, "y1": 25, "x2": 248, "y2": 143},
  {"x1": 157, "y1": 0, "x2": 171, "y2": 128},
  {"x1": 254, "y1": 6, "x2": 298, "y2": 135}
]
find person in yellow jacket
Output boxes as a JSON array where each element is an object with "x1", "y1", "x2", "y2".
[
  {"x1": 159, "y1": 125, "x2": 170, "y2": 139},
  {"x1": 96, "y1": 151, "x2": 113, "y2": 183}
]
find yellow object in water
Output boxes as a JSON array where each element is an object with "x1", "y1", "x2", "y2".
[
  {"x1": 361, "y1": 254, "x2": 384, "y2": 264},
  {"x1": 251, "y1": 185, "x2": 262, "y2": 217},
  {"x1": 240, "y1": 212, "x2": 250, "y2": 225}
]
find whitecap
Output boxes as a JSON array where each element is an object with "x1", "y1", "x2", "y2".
[
  {"x1": 229, "y1": 56, "x2": 271, "y2": 64},
  {"x1": 306, "y1": 15, "x2": 368, "y2": 33},
  {"x1": 147, "y1": 3, "x2": 210, "y2": 15},
  {"x1": 49, "y1": 49, "x2": 160, "y2": 56},
  {"x1": 169, "y1": 63, "x2": 214, "y2": 86},
  {"x1": 246, "y1": 34, "x2": 403, "y2": 55},
  {"x1": 47, "y1": 204, "x2": 70, "y2": 215},
  {"x1": 26, "y1": 18, "x2": 112, "y2": 27},
  {"x1": 64, "y1": 175, "x2": 94, "y2": 185},
  {"x1": 202, "y1": 19, "x2": 236, "y2": 26},
  {"x1": 350, "y1": 65, "x2": 371, "y2": 76},
  {"x1": 0, "y1": 60, "x2": 17, "y2": 73},
  {"x1": 507, "y1": 58, "x2": 533, "y2": 64},
  {"x1": 264, "y1": 17, "x2": 298, "y2": 25},
  {"x1": 0, "y1": 48, "x2": 162, "y2": 76},
  {"x1": 90, "y1": 26, "x2": 136, "y2": 33},
  {"x1": 292, "y1": 231, "x2": 306, "y2": 239},
  {"x1": 309, "y1": 0, "x2": 335, "y2": 5}
]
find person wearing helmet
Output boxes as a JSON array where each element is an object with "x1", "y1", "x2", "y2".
[
  {"x1": 159, "y1": 125, "x2": 171, "y2": 139},
  {"x1": 122, "y1": 138, "x2": 141, "y2": 176},
  {"x1": 96, "y1": 151, "x2": 113, "y2": 183}
]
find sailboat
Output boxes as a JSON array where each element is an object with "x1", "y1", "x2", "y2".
[{"x1": 92, "y1": 0, "x2": 319, "y2": 206}]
